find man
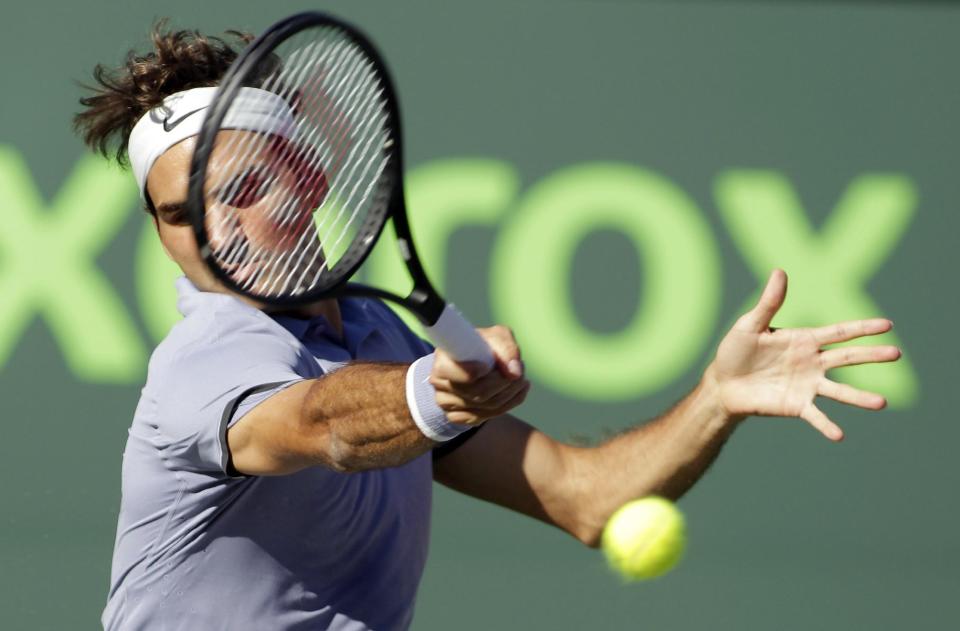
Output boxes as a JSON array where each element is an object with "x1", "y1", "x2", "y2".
[{"x1": 75, "y1": 25, "x2": 901, "y2": 631}]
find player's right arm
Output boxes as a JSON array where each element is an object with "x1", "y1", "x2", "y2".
[{"x1": 227, "y1": 326, "x2": 529, "y2": 476}]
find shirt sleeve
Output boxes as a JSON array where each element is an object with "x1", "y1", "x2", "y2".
[{"x1": 149, "y1": 313, "x2": 319, "y2": 476}]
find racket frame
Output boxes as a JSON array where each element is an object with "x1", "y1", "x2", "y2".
[{"x1": 188, "y1": 11, "x2": 446, "y2": 324}]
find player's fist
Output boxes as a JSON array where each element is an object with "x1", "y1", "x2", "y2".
[{"x1": 430, "y1": 325, "x2": 530, "y2": 425}]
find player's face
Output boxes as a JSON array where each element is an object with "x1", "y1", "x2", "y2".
[
  {"x1": 146, "y1": 137, "x2": 227, "y2": 295},
  {"x1": 146, "y1": 132, "x2": 327, "y2": 301}
]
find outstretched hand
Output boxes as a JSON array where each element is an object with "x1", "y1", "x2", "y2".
[{"x1": 707, "y1": 269, "x2": 901, "y2": 441}]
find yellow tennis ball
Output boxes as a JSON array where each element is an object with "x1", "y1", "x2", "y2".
[{"x1": 601, "y1": 496, "x2": 685, "y2": 581}]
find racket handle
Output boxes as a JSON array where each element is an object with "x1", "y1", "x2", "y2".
[{"x1": 424, "y1": 303, "x2": 495, "y2": 370}]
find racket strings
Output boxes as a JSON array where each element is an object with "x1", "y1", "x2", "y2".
[
  {"x1": 267, "y1": 39, "x2": 389, "y2": 294},
  {"x1": 211, "y1": 38, "x2": 322, "y2": 275},
  {"x1": 212, "y1": 39, "x2": 335, "y2": 272},
  {"x1": 205, "y1": 26, "x2": 393, "y2": 297},
  {"x1": 229, "y1": 38, "x2": 346, "y2": 292}
]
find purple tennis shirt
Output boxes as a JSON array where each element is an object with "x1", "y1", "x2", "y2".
[{"x1": 102, "y1": 278, "x2": 435, "y2": 630}]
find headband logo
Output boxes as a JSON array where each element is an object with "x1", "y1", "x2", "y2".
[{"x1": 162, "y1": 107, "x2": 207, "y2": 133}]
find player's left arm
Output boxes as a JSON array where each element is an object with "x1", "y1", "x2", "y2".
[
  {"x1": 433, "y1": 391, "x2": 734, "y2": 549},
  {"x1": 433, "y1": 269, "x2": 902, "y2": 548}
]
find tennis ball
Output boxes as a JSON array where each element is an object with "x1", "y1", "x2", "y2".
[{"x1": 601, "y1": 496, "x2": 685, "y2": 581}]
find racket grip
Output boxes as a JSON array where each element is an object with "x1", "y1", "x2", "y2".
[{"x1": 424, "y1": 303, "x2": 495, "y2": 370}]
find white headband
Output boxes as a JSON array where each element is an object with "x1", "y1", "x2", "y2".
[{"x1": 127, "y1": 86, "x2": 296, "y2": 199}]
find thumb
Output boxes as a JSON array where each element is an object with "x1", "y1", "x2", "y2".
[{"x1": 738, "y1": 269, "x2": 788, "y2": 332}]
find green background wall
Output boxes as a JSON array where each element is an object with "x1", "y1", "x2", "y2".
[{"x1": 1, "y1": 1, "x2": 957, "y2": 629}]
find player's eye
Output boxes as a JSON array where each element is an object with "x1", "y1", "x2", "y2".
[
  {"x1": 157, "y1": 205, "x2": 189, "y2": 226},
  {"x1": 217, "y1": 168, "x2": 274, "y2": 209}
]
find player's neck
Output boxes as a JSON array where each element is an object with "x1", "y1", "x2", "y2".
[{"x1": 273, "y1": 300, "x2": 343, "y2": 337}]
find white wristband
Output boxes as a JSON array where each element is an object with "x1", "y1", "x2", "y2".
[{"x1": 405, "y1": 353, "x2": 472, "y2": 442}]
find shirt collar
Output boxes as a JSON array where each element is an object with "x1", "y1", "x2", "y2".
[
  {"x1": 280, "y1": 299, "x2": 380, "y2": 349},
  {"x1": 175, "y1": 276, "x2": 258, "y2": 318},
  {"x1": 174, "y1": 277, "x2": 383, "y2": 352}
]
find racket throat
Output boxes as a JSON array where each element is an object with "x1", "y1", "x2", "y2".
[{"x1": 406, "y1": 287, "x2": 446, "y2": 326}]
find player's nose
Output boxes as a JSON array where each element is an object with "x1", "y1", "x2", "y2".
[{"x1": 205, "y1": 205, "x2": 250, "y2": 261}]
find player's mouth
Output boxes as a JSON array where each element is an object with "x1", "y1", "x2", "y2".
[
  {"x1": 216, "y1": 240, "x2": 316, "y2": 293},
  {"x1": 217, "y1": 241, "x2": 264, "y2": 287},
  {"x1": 221, "y1": 255, "x2": 272, "y2": 288}
]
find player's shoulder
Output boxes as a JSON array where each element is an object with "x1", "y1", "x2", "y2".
[{"x1": 147, "y1": 294, "x2": 297, "y2": 382}]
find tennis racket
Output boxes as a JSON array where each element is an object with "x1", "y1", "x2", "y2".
[{"x1": 187, "y1": 12, "x2": 493, "y2": 368}]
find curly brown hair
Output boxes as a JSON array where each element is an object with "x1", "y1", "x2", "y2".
[{"x1": 73, "y1": 21, "x2": 253, "y2": 168}]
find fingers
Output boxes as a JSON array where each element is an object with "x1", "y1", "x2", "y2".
[
  {"x1": 437, "y1": 378, "x2": 531, "y2": 419},
  {"x1": 812, "y1": 318, "x2": 893, "y2": 346},
  {"x1": 801, "y1": 379, "x2": 886, "y2": 442},
  {"x1": 820, "y1": 345, "x2": 901, "y2": 370},
  {"x1": 736, "y1": 269, "x2": 788, "y2": 332},
  {"x1": 432, "y1": 325, "x2": 523, "y2": 383},
  {"x1": 482, "y1": 379, "x2": 531, "y2": 411},
  {"x1": 479, "y1": 325, "x2": 524, "y2": 379},
  {"x1": 430, "y1": 324, "x2": 529, "y2": 424},
  {"x1": 800, "y1": 402, "x2": 844, "y2": 442},
  {"x1": 430, "y1": 358, "x2": 488, "y2": 385},
  {"x1": 446, "y1": 384, "x2": 531, "y2": 425},
  {"x1": 496, "y1": 382, "x2": 532, "y2": 415},
  {"x1": 817, "y1": 379, "x2": 886, "y2": 410},
  {"x1": 431, "y1": 368, "x2": 521, "y2": 403}
]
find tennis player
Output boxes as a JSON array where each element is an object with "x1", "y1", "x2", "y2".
[{"x1": 75, "y1": 25, "x2": 901, "y2": 631}]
